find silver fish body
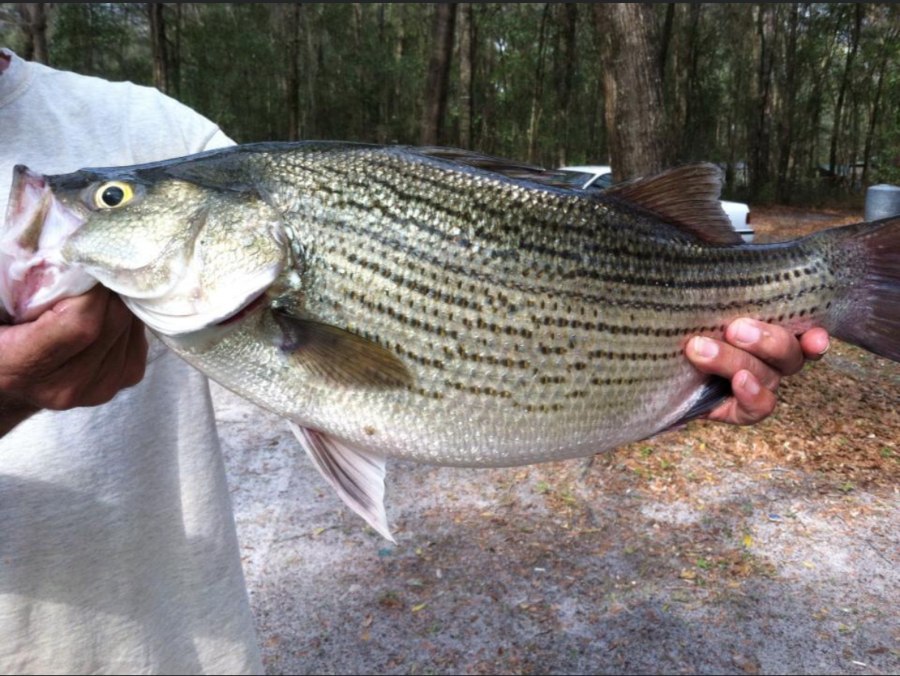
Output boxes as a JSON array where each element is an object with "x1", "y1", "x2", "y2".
[{"x1": 5, "y1": 143, "x2": 898, "y2": 538}]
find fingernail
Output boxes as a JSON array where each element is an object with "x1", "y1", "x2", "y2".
[
  {"x1": 692, "y1": 337, "x2": 719, "y2": 359},
  {"x1": 733, "y1": 320, "x2": 762, "y2": 345},
  {"x1": 818, "y1": 339, "x2": 831, "y2": 356},
  {"x1": 740, "y1": 371, "x2": 761, "y2": 396}
]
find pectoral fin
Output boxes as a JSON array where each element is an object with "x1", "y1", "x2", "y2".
[
  {"x1": 290, "y1": 424, "x2": 394, "y2": 542},
  {"x1": 274, "y1": 309, "x2": 413, "y2": 388}
]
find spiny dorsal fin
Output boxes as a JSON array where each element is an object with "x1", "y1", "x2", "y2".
[
  {"x1": 411, "y1": 146, "x2": 580, "y2": 188},
  {"x1": 290, "y1": 424, "x2": 394, "y2": 542},
  {"x1": 606, "y1": 164, "x2": 742, "y2": 245},
  {"x1": 273, "y1": 309, "x2": 413, "y2": 388}
]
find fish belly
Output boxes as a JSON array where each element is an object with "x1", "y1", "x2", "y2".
[{"x1": 163, "y1": 308, "x2": 710, "y2": 467}]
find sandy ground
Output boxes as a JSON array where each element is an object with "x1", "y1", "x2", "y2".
[{"x1": 214, "y1": 207, "x2": 899, "y2": 675}]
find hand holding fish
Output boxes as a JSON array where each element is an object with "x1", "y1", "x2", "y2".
[
  {"x1": 0, "y1": 286, "x2": 146, "y2": 434},
  {"x1": 687, "y1": 320, "x2": 830, "y2": 425}
]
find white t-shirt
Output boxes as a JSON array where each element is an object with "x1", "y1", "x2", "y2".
[{"x1": 0, "y1": 50, "x2": 262, "y2": 674}]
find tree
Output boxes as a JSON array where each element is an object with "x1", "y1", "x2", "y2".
[
  {"x1": 17, "y1": 3, "x2": 48, "y2": 64},
  {"x1": 593, "y1": 3, "x2": 671, "y2": 180},
  {"x1": 457, "y1": 3, "x2": 474, "y2": 149},
  {"x1": 551, "y1": 3, "x2": 578, "y2": 167},
  {"x1": 420, "y1": 3, "x2": 456, "y2": 146},
  {"x1": 148, "y1": 3, "x2": 169, "y2": 93},
  {"x1": 828, "y1": 3, "x2": 863, "y2": 178},
  {"x1": 775, "y1": 3, "x2": 801, "y2": 203},
  {"x1": 748, "y1": 3, "x2": 776, "y2": 199},
  {"x1": 5, "y1": 1, "x2": 898, "y2": 199},
  {"x1": 283, "y1": 3, "x2": 302, "y2": 141}
]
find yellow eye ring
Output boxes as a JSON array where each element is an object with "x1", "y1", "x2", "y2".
[{"x1": 94, "y1": 181, "x2": 134, "y2": 209}]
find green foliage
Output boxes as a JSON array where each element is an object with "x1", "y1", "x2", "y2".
[
  {"x1": 178, "y1": 4, "x2": 285, "y2": 141},
  {"x1": 51, "y1": 4, "x2": 150, "y2": 83},
  {"x1": 3, "y1": 2, "x2": 899, "y2": 205}
]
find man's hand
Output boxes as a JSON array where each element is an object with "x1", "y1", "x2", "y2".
[
  {"x1": 0, "y1": 287, "x2": 148, "y2": 434},
  {"x1": 685, "y1": 318, "x2": 830, "y2": 426}
]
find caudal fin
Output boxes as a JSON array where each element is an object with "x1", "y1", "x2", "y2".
[{"x1": 829, "y1": 216, "x2": 900, "y2": 361}]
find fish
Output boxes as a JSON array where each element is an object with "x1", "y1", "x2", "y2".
[{"x1": 3, "y1": 142, "x2": 898, "y2": 540}]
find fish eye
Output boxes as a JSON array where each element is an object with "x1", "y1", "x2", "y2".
[{"x1": 94, "y1": 181, "x2": 134, "y2": 209}]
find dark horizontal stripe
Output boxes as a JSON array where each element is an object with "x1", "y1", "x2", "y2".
[
  {"x1": 304, "y1": 198, "x2": 834, "y2": 312},
  {"x1": 303, "y1": 159, "x2": 819, "y2": 291}
]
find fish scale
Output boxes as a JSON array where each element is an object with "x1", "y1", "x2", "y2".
[
  {"x1": 5, "y1": 142, "x2": 897, "y2": 538},
  {"x1": 155, "y1": 145, "x2": 846, "y2": 465}
]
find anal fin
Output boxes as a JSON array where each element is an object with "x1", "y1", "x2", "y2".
[
  {"x1": 290, "y1": 424, "x2": 394, "y2": 542},
  {"x1": 662, "y1": 376, "x2": 732, "y2": 433}
]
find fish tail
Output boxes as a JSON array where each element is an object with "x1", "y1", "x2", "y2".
[{"x1": 826, "y1": 216, "x2": 900, "y2": 361}]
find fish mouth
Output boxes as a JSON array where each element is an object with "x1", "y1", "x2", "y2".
[
  {"x1": 121, "y1": 261, "x2": 282, "y2": 337},
  {"x1": 0, "y1": 166, "x2": 96, "y2": 322},
  {"x1": 6, "y1": 166, "x2": 52, "y2": 251},
  {"x1": 215, "y1": 291, "x2": 268, "y2": 326}
]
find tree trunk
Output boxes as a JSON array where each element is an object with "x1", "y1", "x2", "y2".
[
  {"x1": 148, "y1": 3, "x2": 169, "y2": 93},
  {"x1": 526, "y1": 4, "x2": 550, "y2": 164},
  {"x1": 594, "y1": 2, "x2": 671, "y2": 180},
  {"x1": 390, "y1": 4, "x2": 406, "y2": 139},
  {"x1": 172, "y1": 3, "x2": 182, "y2": 97},
  {"x1": 420, "y1": 3, "x2": 457, "y2": 146},
  {"x1": 458, "y1": 3, "x2": 474, "y2": 149},
  {"x1": 828, "y1": 4, "x2": 863, "y2": 177},
  {"x1": 18, "y1": 3, "x2": 49, "y2": 64},
  {"x1": 680, "y1": 4, "x2": 703, "y2": 160},
  {"x1": 776, "y1": 3, "x2": 800, "y2": 203},
  {"x1": 554, "y1": 3, "x2": 577, "y2": 166},
  {"x1": 304, "y1": 6, "x2": 318, "y2": 138},
  {"x1": 477, "y1": 4, "x2": 496, "y2": 154},
  {"x1": 861, "y1": 39, "x2": 891, "y2": 187},
  {"x1": 658, "y1": 3, "x2": 676, "y2": 80},
  {"x1": 748, "y1": 4, "x2": 776, "y2": 199},
  {"x1": 285, "y1": 3, "x2": 302, "y2": 141}
]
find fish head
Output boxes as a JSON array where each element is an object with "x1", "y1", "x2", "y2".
[{"x1": 2, "y1": 153, "x2": 289, "y2": 334}]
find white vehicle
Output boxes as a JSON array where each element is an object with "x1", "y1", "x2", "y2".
[{"x1": 558, "y1": 165, "x2": 754, "y2": 243}]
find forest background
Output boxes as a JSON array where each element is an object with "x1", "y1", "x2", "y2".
[{"x1": 2, "y1": 2, "x2": 899, "y2": 206}]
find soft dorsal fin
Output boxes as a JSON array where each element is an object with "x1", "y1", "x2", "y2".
[
  {"x1": 605, "y1": 164, "x2": 742, "y2": 245},
  {"x1": 290, "y1": 424, "x2": 394, "y2": 542}
]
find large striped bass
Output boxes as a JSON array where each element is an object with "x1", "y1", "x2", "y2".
[{"x1": 3, "y1": 143, "x2": 898, "y2": 539}]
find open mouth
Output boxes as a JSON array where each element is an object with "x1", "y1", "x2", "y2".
[{"x1": 0, "y1": 166, "x2": 95, "y2": 322}]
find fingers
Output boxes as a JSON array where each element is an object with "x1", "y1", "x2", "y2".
[
  {"x1": 686, "y1": 318, "x2": 833, "y2": 427},
  {"x1": 60, "y1": 296, "x2": 148, "y2": 408},
  {"x1": 0, "y1": 288, "x2": 148, "y2": 411},
  {"x1": 0, "y1": 287, "x2": 112, "y2": 371},
  {"x1": 705, "y1": 370, "x2": 777, "y2": 426},
  {"x1": 799, "y1": 327, "x2": 830, "y2": 361},
  {"x1": 686, "y1": 333, "x2": 782, "y2": 391},
  {"x1": 723, "y1": 318, "x2": 806, "y2": 377}
]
